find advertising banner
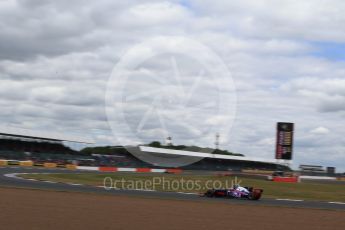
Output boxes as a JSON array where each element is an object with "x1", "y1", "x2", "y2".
[{"x1": 276, "y1": 122, "x2": 294, "y2": 160}]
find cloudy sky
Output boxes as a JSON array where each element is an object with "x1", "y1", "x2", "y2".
[{"x1": 1, "y1": 0, "x2": 345, "y2": 171}]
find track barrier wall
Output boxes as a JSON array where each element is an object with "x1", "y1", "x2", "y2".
[
  {"x1": 99, "y1": 167, "x2": 117, "y2": 172},
  {"x1": 43, "y1": 163, "x2": 57, "y2": 168},
  {"x1": 19, "y1": 161, "x2": 33, "y2": 167},
  {"x1": 65, "y1": 164, "x2": 77, "y2": 170},
  {"x1": 271, "y1": 176, "x2": 299, "y2": 183},
  {"x1": 7, "y1": 160, "x2": 19, "y2": 166}
]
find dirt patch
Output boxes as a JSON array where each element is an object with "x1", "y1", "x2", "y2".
[{"x1": 0, "y1": 187, "x2": 344, "y2": 230}]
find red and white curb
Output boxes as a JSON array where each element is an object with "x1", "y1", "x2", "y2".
[{"x1": 76, "y1": 166, "x2": 182, "y2": 174}]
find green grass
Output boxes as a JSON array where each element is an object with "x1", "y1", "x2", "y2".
[{"x1": 20, "y1": 173, "x2": 345, "y2": 202}]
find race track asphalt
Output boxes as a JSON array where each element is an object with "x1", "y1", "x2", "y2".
[{"x1": 0, "y1": 166, "x2": 344, "y2": 211}]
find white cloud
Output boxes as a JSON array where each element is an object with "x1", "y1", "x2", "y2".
[
  {"x1": 285, "y1": 77, "x2": 345, "y2": 112},
  {"x1": 310, "y1": 127, "x2": 330, "y2": 135},
  {"x1": 121, "y1": 2, "x2": 190, "y2": 26}
]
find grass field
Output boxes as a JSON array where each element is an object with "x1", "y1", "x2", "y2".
[{"x1": 20, "y1": 173, "x2": 345, "y2": 202}]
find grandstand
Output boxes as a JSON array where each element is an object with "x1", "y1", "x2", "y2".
[
  {"x1": 128, "y1": 146, "x2": 291, "y2": 171},
  {"x1": 298, "y1": 165, "x2": 337, "y2": 176},
  {"x1": 0, "y1": 126, "x2": 94, "y2": 164}
]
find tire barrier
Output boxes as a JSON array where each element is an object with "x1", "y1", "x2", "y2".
[
  {"x1": 65, "y1": 164, "x2": 77, "y2": 170},
  {"x1": 57, "y1": 164, "x2": 67, "y2": 168},
  {"x1": 7, "y1": 160, "x2": 19, "y2": 166},
  {"x1": 19, "y1": 161, "x2": 33, "y2": 167},
  {"x1": 43, "y1": 162, "x2": 57, "y2": 168}
]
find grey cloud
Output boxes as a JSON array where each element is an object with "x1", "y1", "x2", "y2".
[
  {"x1": 0, "y1": 0, "x2": 146, "y2": 61},
  {"x1": 286, "y1": 78, "x2": 345, "y2": 113}
]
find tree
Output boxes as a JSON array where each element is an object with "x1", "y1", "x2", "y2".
[{"x1": 148, "y1": 141, "x2": 161, "y2": 148}]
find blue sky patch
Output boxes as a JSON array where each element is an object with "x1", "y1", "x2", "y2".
[{"x1": 311, "y1": 41, "x2": 345, "y2": 61}]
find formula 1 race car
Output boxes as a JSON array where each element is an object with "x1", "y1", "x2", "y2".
[{"x1": 202, "y1": 186, "x2": 263, "y2": 200}]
